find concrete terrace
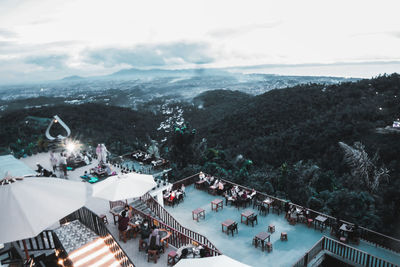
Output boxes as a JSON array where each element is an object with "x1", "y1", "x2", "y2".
[{"x1": 165, "y1": 185, "x2": 400, "y2": 267}]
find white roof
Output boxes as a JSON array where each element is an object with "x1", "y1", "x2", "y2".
[
  {"x1": 175, "y1": 255, "x2": 251, "y2": 267},
  {"x1": 0, "y1": 155, "x2": 36, "y2": 179}
]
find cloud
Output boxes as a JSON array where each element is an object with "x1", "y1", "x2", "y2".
[
  {"x1": 208, "y1": 21, "x2": 282, "y2": 38},
  {"x1": 83, "y1": 42, "x2": 215, "y2": 68},
  {"x1": 0, "y1": 28, "x2": 17, "y2": 39},
  {"x1": 25, "y1": 54, "x2": 69, "y2": 69}
]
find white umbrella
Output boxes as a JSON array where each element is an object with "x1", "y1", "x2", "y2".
[
  {"x1": 0, "y1": 177, "x2": 87, "y2": 246},
  {"x1": 92, "y1": 172, "x2": 157, "y2": 201},
  {"x1": 175, "y1": 255, "x2": 251, "y2": 267}
]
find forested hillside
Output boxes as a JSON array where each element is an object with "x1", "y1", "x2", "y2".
[{"x1": 1, "y1": 74, "x2": 399, "y2": 238}]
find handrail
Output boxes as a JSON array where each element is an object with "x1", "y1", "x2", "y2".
[
  {"x1": 16, "y1": 230, "x2": 55, "y2": 252},
  {"x1": 139, "y1": 192, "x2": 222, "y2": 256},
  {"x1": 293, "y1": 236, "x2": 399, "y2": 267},
  {"x1": 173, "y1": 173, "x2": 400, "y2": 253},
  {"x1": 130, "y1": 204, "x2": 221, "y2": 256},
  {"x1": 65, "y1": 207, "x2": 135, "y2": 267}
]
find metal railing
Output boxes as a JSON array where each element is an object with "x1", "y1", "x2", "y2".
[
  {"x1": 293, "y1": 236, "x2": 399, "y2": 267},
  {"x1": 139, "y1": 191, "x2": 221, "y2": 256},
  {"x1": 66, "y1": 207, "x2": 135, "y2": 267},
  {"x1": 173, "y1": 173, "x2": 400, "y2": 254},
  {"x1": 16, "y1": 230, "x2": 55, "y2": 252}
]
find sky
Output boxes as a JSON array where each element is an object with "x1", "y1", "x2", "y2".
[{"x1": 0, "y1": 0, "x2": 400, "y2": 83}]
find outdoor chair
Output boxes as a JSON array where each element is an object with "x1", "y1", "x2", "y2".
[
  {"x1": 119, "y1": 229, "x2": 128, "y2": 243},
  {"x1": 281, "y1": 232, "x2": 288, "y2": 241},
  {"x1": 253, "y1": 199, "x2": 262, "y2": 210},
  {"x1": 260, "y1": 205, "x2": 268, "y2": 216},
  {"x1": 228, "y1": 222, "x2": 238, "y2": 236},
  {"x1": 272, "y1": 204, "x2": 281, "y2": 215},
  {"x1": 148, "y1": 249, "x2": 159, "y2": 263},
  {"x1": 248, "y1": 214, "x2": 258, "y2": 227},
  {"x1": 266, "y1": 242, "x2": 273, "y2": 252}
]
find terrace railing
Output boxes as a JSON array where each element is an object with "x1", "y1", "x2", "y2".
[
  {"x1": 293, "y1": 236, "x2": 399, "y2": 267},
  {"x1": 16, "y1": 230, "x2": 55, "y2": 252},
  {"x1": 172, "y1": 173, "x2": 400, "y2": 254},
  {"x1": 65, "y1": 207, "x2": 135, "y2": 267},
  {"x1": 139, "y1": 192, "x2": 221, "y2": 256},
  {"x1": 130, "y1": 202, "x2": 221, "y2": 256}
]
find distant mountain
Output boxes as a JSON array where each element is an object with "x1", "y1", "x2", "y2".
[
  {"x1": 108, "y1": 67, "x2": 230, "y2": 78},
  {"x1": 61, "y1": 75, "x2": 85, "y2": 81}
]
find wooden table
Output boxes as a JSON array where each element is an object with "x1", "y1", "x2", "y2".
[
  {"x1": 221, "y1": 219, "x2": 235, "y2": 235},
  {"x1": 339, "y1": 223, "x2": 353, "y2": 236},
  {"x1": 192, "y1": 208, "x2": 205, "y2": 222},
  {"x1": 314, "y1": 215, "x2": 328, "y2": 232},
  {"x1": 263, "y1": 198, "x2": 274, "y2": 209},
  {"x1": 254, "y1": 232, "x2": 271, "y2": 251},
  {"x1": 241, "y1": 210, "x2": 254, "y2": 225},
  {"x1": 195, "y1": 180, "x2": 206, "y2": 190},
  {"x1": 211, "y1": 199, "x2": 223, "y2": 212}
]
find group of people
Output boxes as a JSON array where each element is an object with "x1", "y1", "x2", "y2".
[
  {"x1": 48, "y1": 150, "x2": 91, "y2": 177},
  {"x1": 199, "y1": 171, "x2": 225, "y2": 195},
  {"x1": 96, "y1": 144, "x2": 109, "y2": 164},
  {"x1": 163, "y1": 184, "x2": 185, "y2": 205}
]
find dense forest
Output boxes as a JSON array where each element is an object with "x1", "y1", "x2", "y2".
[{"x1": 0, "y1": 74, "x2": 399, "y2": 238}]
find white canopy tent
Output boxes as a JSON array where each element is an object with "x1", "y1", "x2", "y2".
[
  {"x1": 91, "y1": 172, "x2": 157, "y2": 201},
  {"x1": 0, "y1": 155, "x2": 36, "y2": 179},
  {"x1": 0, "y1": 177, "x2": 87, "y2": 245},
  {"x1": 175, "y1": 255, "x2": 251, "y2": 267}
]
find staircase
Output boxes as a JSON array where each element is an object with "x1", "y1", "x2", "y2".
[
  {"x1": 130, "y1": 198, "x2": 160, "y2": 219},
  {"x1": 68, "y1": 237, "x2": 122, "y2": 267}
]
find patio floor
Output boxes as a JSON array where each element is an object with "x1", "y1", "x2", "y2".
[{"x1": 165, "y1": 185, "x2": 400, "y2": 267}]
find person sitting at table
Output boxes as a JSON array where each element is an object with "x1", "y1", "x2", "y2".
[
  {"x1": 249, "y1": 189, "x2": 256, "y2": 199},
  {"x1": 120, "y1": 205, "x2": 132, "y2": 219},
  {"x1": 217, "y1": 181, "x2": 224, "y2": 195},
  {"x1": 169, "y1": 191, "x2": 176, "y2": 202},
  {"x1": 241, "y1": 190, "x2": 248, "y2": 199},
  {"x1": 139, "y1": 219, "x2": 151, "y2": 243},
  {"x1": 199, "y1": 171, "x2": 205, "y2": 180},
  {"x1": 118, "y1": 211, "x2": 130, "y2": 243},
  {"x1": 147, "y1": 227, "x2": 163, "y2": 253},
  {"x1": 181, "y1": 184, "x2": 186, "y2": 196}
]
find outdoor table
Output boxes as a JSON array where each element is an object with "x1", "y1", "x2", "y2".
[
  {"x1": 195, "y1": 180, "x2": 206, "y2": 190},
  {"x1": 211, "y1": 199, "x2": 223, "y2": 212},
  {"x1": 340, "y1": 223, "x2": 353, "y2": 237},
  {"x1": 221, "y1": 219, "x2": 235, "y2": 234},
  {"x1": 254, "y1": 232, "x2": 271, "y2": 251},
  {"x1": 208, "y1": 185, "x2": 218, "y2": 195},
  {"x1": 192, "y1": 208, "x2": 205, "y2": 222},
  {"x1": 241, "y1": 210, "x2": 254, "y2": 225},
  {"x1": 263, "y1": 198, "x2": 274, "y2": 209},
  {"x1": 314, "y1": 215, "x2": 328, "y2": 232}
]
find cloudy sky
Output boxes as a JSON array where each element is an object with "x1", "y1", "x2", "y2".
[{"x1": 0, "y1": 0, "x2": 399, "y2": 83}]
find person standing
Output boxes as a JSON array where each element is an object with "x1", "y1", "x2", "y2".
[
  {"x1": 100, "y1": 144, "x2": 109, "y2": 163},
  {"x1": 50, "y1": 151, "x2": 58, "y2": 172},
  {"x1": 96, "y1": 144, "x2": 102, "y2": 162},
  {"x1": 60, "y1": 153, "x2": 68, "y2": 178}
]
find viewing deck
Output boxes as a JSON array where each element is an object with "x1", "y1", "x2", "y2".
[{"x1": 165, "y1": 185, "x2": 400, "y2": 267}]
